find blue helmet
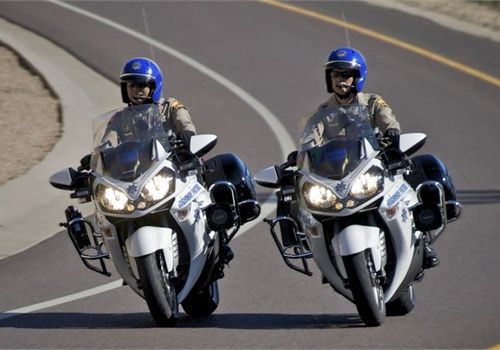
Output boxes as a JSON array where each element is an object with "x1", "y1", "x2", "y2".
[
  {"x1": 324, "y1": 47, "x2": 367, "y2": 93},
  {"x1": 120, "y1": 57, "x2": 163, "y2": 104}
]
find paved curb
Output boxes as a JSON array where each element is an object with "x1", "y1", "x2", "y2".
[{"x1": 0, "y1": 18, "x2": 119, "y2": 260}]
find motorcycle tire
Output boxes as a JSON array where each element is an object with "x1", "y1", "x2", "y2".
[
  {"x1": 343, "y1": 250, "x2": 386, "y2": 327},
  {"x1": 136, "y1": 251, "x2": 179, "y2": 327},
  {"x1": 181, "y1": 281, "x2": 219, "y2": 317},
  {"x1": 386, "y1": 285, "x2": 416, "y2": 316}
]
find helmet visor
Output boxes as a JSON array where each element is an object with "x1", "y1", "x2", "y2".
[
  {"x1": 325, "y1": 60, "x2": 360, "y2": 71},
  {"x1": 120, "y1": 74, "x2": 155, "y2": 86}
]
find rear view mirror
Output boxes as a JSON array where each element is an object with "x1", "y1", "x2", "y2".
[
  {"x1": 254, "y1": 166, "x2": 282, "y2": 189},
  {"x1": 49, "y1": 168, "x2": 78, "y2": 190},
  {"x1": 190, "y1": 134, "x2": 218, "y2": 157},
  {"x1": 400, "y1": 133, "x2": 427, "y2": 156}
]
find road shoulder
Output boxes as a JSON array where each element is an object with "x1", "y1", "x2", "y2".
[{"x1": 0, "y1": 18, "x2": 119, "y2": 260}]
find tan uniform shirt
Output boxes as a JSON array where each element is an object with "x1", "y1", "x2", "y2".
[
  {"x1": 160, "y1": 97, "x2": 197, "y2": 138},
  {"x1": 300, "y1": 92, "x2": 400, "y2": 146}
]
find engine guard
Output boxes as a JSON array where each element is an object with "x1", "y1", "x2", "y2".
[
  {"x1": 62, "y1": 206, "x2": 110, "y2": 277},
  {"x1": 264, "y1": 216, "x2": 313, "y2": 276},
  {"x1": 335, "y1": 225, "x2": 383, "y2": 272}
]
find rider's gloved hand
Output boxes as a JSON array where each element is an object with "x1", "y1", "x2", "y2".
[
  {"x1": 385, "y1": 128, "x2": 400, "y2": 137},
  {"x1": 385, "y1": 128, "x2": 400, "y2": 150},
  {"x1": 78, "y1": 154, "x2": 91, "y2": 172}
]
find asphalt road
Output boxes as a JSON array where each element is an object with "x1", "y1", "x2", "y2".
[{"x1": 1, "y1": 1, "x2": 499, "y2": 348}]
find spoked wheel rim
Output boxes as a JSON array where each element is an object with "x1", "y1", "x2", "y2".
[
  {"x1": 366, "y1": 251, "x2": 385, "y2": 313},
  {"x1": 157, "y1": 251, "x2": 178, "y2": 315}
]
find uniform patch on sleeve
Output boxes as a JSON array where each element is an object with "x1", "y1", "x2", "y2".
[
  {"x1": 377, "y1": 98, "x2": 389, "y2": 108},
  {"x1": 170, "y1": 99, "x2": 185, "y2": 109}
]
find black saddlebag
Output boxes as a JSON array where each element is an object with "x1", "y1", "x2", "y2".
[
  {"x1": 204, "y1": 153, "x2": 258, "y2": 223},
  {"x1": 406, "y1": 154, "x2": 457, "y2": 202}
]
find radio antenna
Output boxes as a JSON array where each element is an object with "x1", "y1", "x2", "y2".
[
  {"x1": 342, "y1": 10, "x2": 351, "y2": 47},
  {"x1": 141, "y1": 5, "x2": 156, "y2": 61}
]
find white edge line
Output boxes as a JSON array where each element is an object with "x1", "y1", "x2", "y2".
[
  {"x1": 0, "y1": 280, "x2": 124, "y2": 321},
  {"x1": 1, "y1": 1, "x2": 295, "y2": 318}
]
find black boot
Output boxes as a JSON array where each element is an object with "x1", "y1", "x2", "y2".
[
  {"x1": 221, "y1": 244, "x2": 234, "y2": 265},
  {"x1": 423, "y1": 242, "x2": 440, "y2": 269}
]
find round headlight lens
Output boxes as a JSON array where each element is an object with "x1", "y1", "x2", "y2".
[
  {"x1": 96, "y1": 184, "x2": 131, "y2": 212},
  {"x1": 350, "y1": 168, "x2": 383, "y2": 199},
  {"x1": 141, "y1": 168, "x2": 175, "y2": 203},
  {"x1": 302, "y1": 182, "x2": 337, "y2": 209}
]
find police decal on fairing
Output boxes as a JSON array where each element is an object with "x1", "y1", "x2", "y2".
[
  {"x1": 177, "y1": 182, "x2": 203, "y2": 209},
  {"x1": 386, "y1": 182, "x2": 410, "y2": 208}
]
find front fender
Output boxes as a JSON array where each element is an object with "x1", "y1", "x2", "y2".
[
  {"x1": 336, "y1": 224, "x2": 382, "y2": 271},
  {"x1": 125, "y1": 226, "x2": 175, "y2": 273}
]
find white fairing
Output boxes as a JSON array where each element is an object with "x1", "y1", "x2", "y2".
[
  {"x1": 361, "y1": 137, "x2": 379, "y2": 159},
  {"x1": 335, "y1": 225, "x2": 382, "y2": 271},
  {"x1": 126, "y1": 226, "x2": 175, "y2": 271}
]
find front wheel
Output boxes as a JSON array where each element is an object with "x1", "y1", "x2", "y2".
[
  {"x1": 181, "y1": 281, "x2": 219, "y2": 317},
  {"x1": 136, "y1": 251, "x2": 178, "y2": 326},
  {"x1": 343, "y1": 250, "x2": 386, "y2": 326}
]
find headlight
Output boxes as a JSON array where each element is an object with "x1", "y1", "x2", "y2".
[
  {"x1": 95, "y1": 168, "x2": 175, "y2": 214},
  {"x1": 350, "y1": 167, "x2": 384, "y2": 199},
  {"x1": 140, "y1": 168, "x2": 175, "y2": 205},
  {"x1": 95, "y1": 184, "x2": 134, "y2": 213},
  {"x1": 302, "y1": 182, "x2": 337, "y2": 209}
]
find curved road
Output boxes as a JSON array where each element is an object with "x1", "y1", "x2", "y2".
[{"x1": 1, "y1": 1, "x2": 499, "y2": 348}]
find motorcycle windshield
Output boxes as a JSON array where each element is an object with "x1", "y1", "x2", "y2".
[
  {"x1": 90, "y1": 104, "x2": 170, "y2": 181},
  {"x1": 299, "y1": 103, "x2": 379, "y2": 180}
]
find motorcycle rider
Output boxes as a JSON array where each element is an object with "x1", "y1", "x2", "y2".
[
  {"x1": 119, "y1": 57, "x2": 196, "y2": 141},
  {"x1": 118, "y1": 57, "x2": 234, "y2": 267},
  {"x1": 83, "y1": 57, "x2": 197, "y2": 169},
  {"x1": 298, "y1": 47, "x2": 439, "y2": 269}
]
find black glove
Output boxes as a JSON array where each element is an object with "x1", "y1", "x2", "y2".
[
  {"x1": 385, "y1": 128, "x2": 400, "y2": 150},
  {"x1": 78, "y1": 154, "x2": 91, "y2": 171},
  {"x1": 385, "y1": 128, "x2": 400, "y2": 137}
]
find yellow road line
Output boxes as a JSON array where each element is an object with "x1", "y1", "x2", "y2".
[{"x1": 260, "y1": 0, "x2": 500, "y2": 88}]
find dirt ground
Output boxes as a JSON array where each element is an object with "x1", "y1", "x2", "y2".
[
  {"x1": 0, "y1": 43, "x2": 60, "y2": 186},
  {"x1": 395, "y1": 0, "x2": 500, "y2": 32},
  {"x1": 0, "y1": 1, "x2": 498, "y2": 186}
]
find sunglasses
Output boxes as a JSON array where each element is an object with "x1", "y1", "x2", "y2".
[
  {"x1": 126, "y1": 81, "x2": 151, "y2": 89},
  {"x1": 331, "y1": 71, "x2": 355, "y2": 79}
]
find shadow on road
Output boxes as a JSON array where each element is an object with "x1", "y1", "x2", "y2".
[
  {"x1": 0, "y1": 311, "x2": 363, "y2": 329},
  {"x1": 457, "y1": 190, "x2": 500, "y2": 205}
]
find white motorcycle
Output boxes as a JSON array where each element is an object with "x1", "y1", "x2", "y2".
[
  {"x1": 50, "y1": 104, "x2": 260, "y2": 326},
  {"x1": 255, "y1": 103, "x2": 461, "y2": 326}
]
